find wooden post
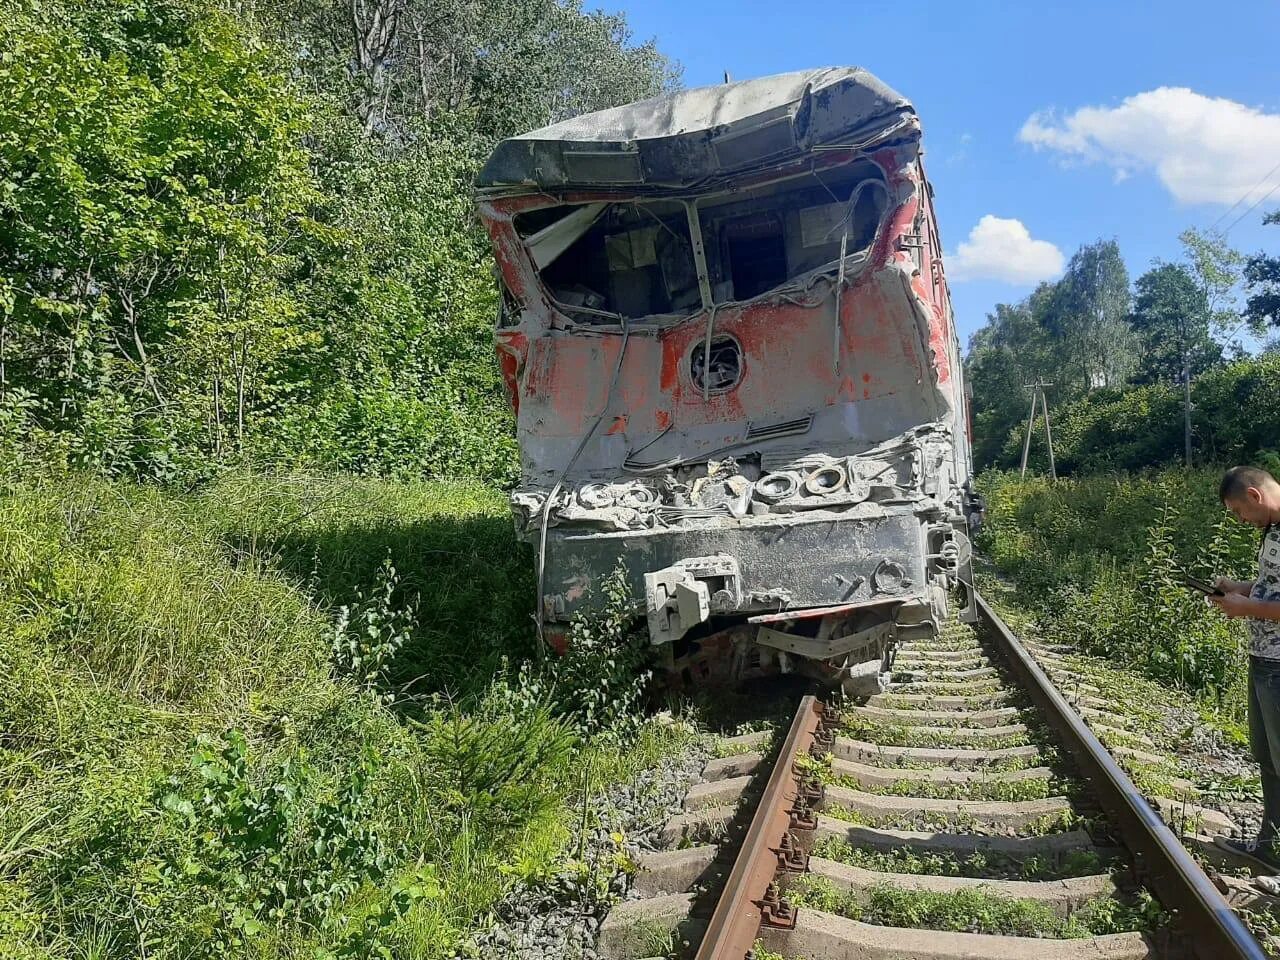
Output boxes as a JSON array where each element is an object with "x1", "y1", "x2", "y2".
[
  {"x1": 1019, "y1": 386, "x2": 1039, "y2": 478},
  {"x1": 1040, "y1": 385, "x2": 1057, "y2": 481},
  {"x1": 1183, "y1": 349, "x2": 1193, "y2": 468},
  {"x1": 1021, "y1": 382, "x2": 1057, "y2": 481}
]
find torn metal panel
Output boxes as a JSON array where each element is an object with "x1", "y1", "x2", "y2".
[
  {"x1": 477, "y1": 68, "x2": 915, "y2": 192},
  {"x1": 475, "y1": 66, "x2": 979, "y2": 683}
]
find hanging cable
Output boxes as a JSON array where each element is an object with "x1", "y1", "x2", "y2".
[
  {"x1": 828, "y1": 179, "x2": 890, "y2": 373},
  {"x1": 534, "y1": 317, "x2": 632, "y2": 651},
  {"x1": 1223, "y1": 179, "x2": 1280, "y2": 236},
  {"x1": 1210, "y1": 157, "x2": 1280, "y2": 230},
  {"x1": 700, "y1": 301, "x2": 723, "y2": 402},
  {"x1": 833, "y1": 230, "x2": 848, "y2": 373}
]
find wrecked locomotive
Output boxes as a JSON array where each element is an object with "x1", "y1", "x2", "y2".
[{"x1": 475, "y1": 67, "x2": 980, "y2": 693}]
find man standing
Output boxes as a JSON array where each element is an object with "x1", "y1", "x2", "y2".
[{"x1": 1212, "y1": 465, "x2": 1280, "y2": 871}]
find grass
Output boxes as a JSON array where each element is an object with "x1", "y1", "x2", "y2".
[
  {"x1": 976, "y1": 469, "x2": 1254, "y2": 734},
  {"x1": 853, "y1": 710, "x2": 1020, "y2": 730},
  {"x1": 842, "y1": 775, "x2": 1056, "y2": 803},
  {"x1": 785, "y1": 875, "x2": 1165, "y2": 938},
  {"x1": 848, "y1": 750, "x2": 1041, "y2": 772},
  {"x1": 889, "y1": 679, "x2": 1004, "y2": 696},
  {"x1": 798, "y1": 751, "x2": 1058, "y2": 802},
  {"x1": 872, "y1": 694, "x2": 1012, "y2": 711},
  {"x1": 821, "y1": 803, "x2": 1082, "y2": 836},
  {"x1": 747, "y1": 943, "x2": 789, "y2": 960},
  {"x1": 810, "y1": 837, "x2": 1109, "y2": 881},
  {"x1": 0, "y1": 468, "x2": 692, "y2": 959},
  {"x1": 838, "y1": 716, "x2": 1033, "y2": 751}
]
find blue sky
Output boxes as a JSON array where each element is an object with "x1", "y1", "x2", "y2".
[{"x1": 596, "y1": 0, "x2": 1280, "y2": 346}]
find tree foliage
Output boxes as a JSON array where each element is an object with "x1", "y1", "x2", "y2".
[
  {"x1": 1245, "y1": 210, "x2": 1280, "y2": 333},
  {"x1": 1, "y1": 0, "x2": 321, "y2": 478},
  {"x1": 964, "y1": 228, "x2": 1263, "y2": 474},
  {"x1": 965, "y1": 289, "x2": 1059, "y2": 469},
  {"x1": 0, "y1": 0, "x2": 679, "y2": 483},
  {"x1": 965, "y1": 239, "x2": 1133, "y2": 469},
  {"x1": 991, "y1": 357, "x2": 1280, "y2": 475},
  {"x1": 261, "y1": 0, "x2": 678, "y2": 140},
  {"x1": 1047, "y1": 239, "x2": 1134, "y2": 392},
  {"x1": 1128, "y1": 263, "x2": 1220, "y2": 386}
]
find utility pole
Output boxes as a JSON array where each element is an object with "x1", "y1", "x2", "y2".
[
  {"x1": 1020, "y1": 381, "x2": 1057, "y2": 480},
  {"x1": 1042, "y1": 385, "x2": 1057, "y2": 481},
  {"x1": 1019, "y1": 387, "x2": 1038, "y2": 477},
  {"x1": 1183, "y1": 342, "x2": 1192, "y2": 468},
  {"x1": 1182, "y1": 287, "x2": 1203, "y2": 468}
]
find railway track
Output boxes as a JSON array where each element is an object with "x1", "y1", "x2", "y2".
[{"x1": 595, "y1": 593, "x2": 1270, "y2": 960}]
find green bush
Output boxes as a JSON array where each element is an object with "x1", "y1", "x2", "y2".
[
  {"x1": 510, "y1": 566, "x2": 656, "y2": 745},
  {"x1": 0, "y1": 471, "x2": 671, "y2": 958},
  {"x1": 977, "y1": 469, "x2": 1254, "y2": 718},
  {"x1": 995, "y1": 356, "x2": 1280, "y2": 475},
  {"x1": 0, "y1": 0, "x2": 673, "y2": 489}
]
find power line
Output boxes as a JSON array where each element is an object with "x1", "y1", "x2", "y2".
[
  {"x1": 1223, "y1": 178, "x2": 1280, "y2": 235},
  {"x1": 1210, "y1": 157, "x2": 1280, "y2": 230}
]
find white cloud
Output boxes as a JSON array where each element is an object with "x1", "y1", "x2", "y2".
[
  {"x1": 1019, "y1": 87, "x2": 1280, "y2": 206},
  {"x1": 947, "y1": 215, "x2": 1065, "y2": 285}
]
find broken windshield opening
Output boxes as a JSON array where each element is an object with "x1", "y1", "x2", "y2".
[
  {"x1": 697, "y1": 159, "x2": 888, "y2": 305},
  {"x1": 514, "y1": 199, "x2": 699, "y2": 320},
  {"x1": 512, "y1": 158, "x2": 888, "y2": 323}
]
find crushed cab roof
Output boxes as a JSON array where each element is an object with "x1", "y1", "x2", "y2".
[{"x1": 476, "y1": 67, "x2": 916, "y2": 192}]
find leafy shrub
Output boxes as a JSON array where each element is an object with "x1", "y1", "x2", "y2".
[
  {"x1": 0, "y1": 472, "x2": 656, "y2": 959},
  {"x1": 332, "y1": 556, "x2": 417, "y2": 703},
  {"x1": 149, "y1": 729, "x2": 441, "y2": 959},
  {"x1": 511, "y1": 566, "x2": 655, "y2": 744},
  {"x1": 993, "y1": 356, "x2": 1280, "y2": 475},
  {"x1": 977, "y1": 469, "x2": 1253, "y2": 719},
  {"x1": 414, "y1": 690, "x2": 577, "y2": 835}
]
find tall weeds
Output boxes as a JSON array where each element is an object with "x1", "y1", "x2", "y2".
[
  {"x1": 0, "y1": 470, "x2": 675, "y2": 958},
  {"x1": 978, "y1": 469, "x2": 1254, "y2": 723}
]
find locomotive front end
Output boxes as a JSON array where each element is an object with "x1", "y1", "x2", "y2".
[{"x1": 476, "y1": 68, "x2": 978, "y2": 691}]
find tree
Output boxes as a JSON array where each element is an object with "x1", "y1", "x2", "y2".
[
  {"x1": 1129, "y1": 262, "x2": 1222, "y2": 386},
  {"x1": 0, "y1": 0, "x2": 678, "y2": 483},
  {"x1": 1180, "y1": 227, "x2": 1245, "y2": 342},
  {"x1": 1045, "y1": 239, "x2": 1135, "y2": 394},
  {"x1": 0, "y1": 0, "x2": 323, "y2": 476},
  {"x1": 1176, "y1": 227, "x2": 1243, "y2": 465},
  {"x1": 965, "y1": 285, "x2": 1060, "y2": 469},
  {"x1": 1244, "y1": 211, "x2": 1280, "y2": 331},
  {"x1": 262, "y1": 0, "x2": 679, "y2": 142}
]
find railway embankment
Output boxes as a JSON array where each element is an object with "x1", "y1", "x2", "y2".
[
  {"x1": 971, "y1": 467, "x2": 1280, "y2": 952},
  {"x1": 0, "y1": 472, "x2": 704, "y2": 959}
]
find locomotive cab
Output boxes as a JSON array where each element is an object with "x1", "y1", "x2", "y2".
[{"x1": 476, "y1": 67, "x2": 976, "y2": 693}]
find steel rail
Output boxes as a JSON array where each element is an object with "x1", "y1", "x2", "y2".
[
  {"x1": 975, "y1": 591, "x2": 1266, "y2": 960},
  {"x1": 694, "y1": 695, "x2": 823, "y2": 960}
]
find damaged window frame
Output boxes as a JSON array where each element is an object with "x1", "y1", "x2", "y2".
[{"x1": 511, "y1": 154, "x2": 894, "y2": 329}]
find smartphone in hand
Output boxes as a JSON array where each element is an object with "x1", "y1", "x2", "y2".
[{"x1": 1182, "y1": 575, "x2": 1224, "y2": 597}]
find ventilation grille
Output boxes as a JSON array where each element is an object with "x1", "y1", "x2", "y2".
[{"x1": 746, "y1": 415, "x2": 813, "y2": 441}]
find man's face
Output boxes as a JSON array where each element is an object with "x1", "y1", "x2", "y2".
[{"x1": 1225, "y1": 488, "x2": 1271, "y2": 528}]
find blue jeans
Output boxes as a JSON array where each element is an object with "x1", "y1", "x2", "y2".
[{"x1": 1249, "y1": 657, "x2": 1280, "y2": 852}]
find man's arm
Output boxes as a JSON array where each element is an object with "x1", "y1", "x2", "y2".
[
  {"x1": 1215, "y1": 576, "x2": 1255, "y2": 595},
  {"x1": 1209, "y1": 593, "x2": 1280, "y2": 620}
]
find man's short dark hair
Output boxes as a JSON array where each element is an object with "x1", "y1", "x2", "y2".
[{"x1": 1220, "y1": 465, "x2": 1278, "y2": 503}]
